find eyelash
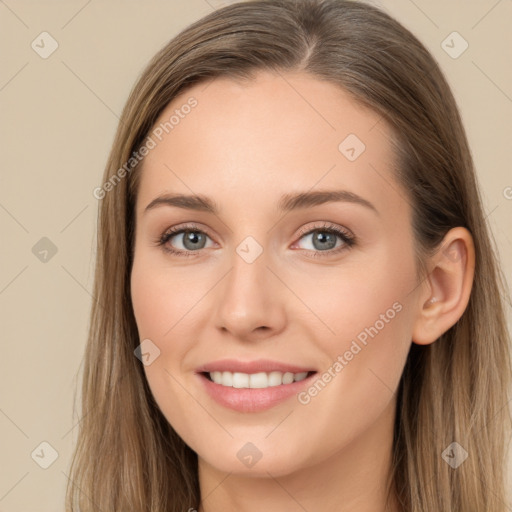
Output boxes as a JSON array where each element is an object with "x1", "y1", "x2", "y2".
[{"x1": 155, "y1": 221, "x2": 356, "y2": 259}]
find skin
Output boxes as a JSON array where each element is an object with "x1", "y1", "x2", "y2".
[{"x1": 130, "y1": 70, "x2": 475, "y2": 512}]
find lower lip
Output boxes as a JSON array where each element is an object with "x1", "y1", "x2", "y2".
[{"x1": 197, "y1": 372, "x2": 317, "y2": 413}]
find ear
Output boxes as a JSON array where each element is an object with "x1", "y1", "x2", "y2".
[{"x1": 412, "y1": 227, "x2": 475, "y2": 345}]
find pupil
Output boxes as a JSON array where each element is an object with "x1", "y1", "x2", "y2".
[
  {"x1": 184, "y1": 230, "x2": 204, "y2": 250},
  {"x1": 314, "y1": 232, "x2": 336, "y2": 250}
]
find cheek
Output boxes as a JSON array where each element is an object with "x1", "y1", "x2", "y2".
[
  {"x1": 130, "y1": 255, "x2": 208, "y2": 426},
  {"x1": 131, "y1": 261, "x2": 200, "y2": 447},
  {"x1": 293, "y1": 246, "x2": 416, "y2": 415},
  {"x1": 131, "y1": 272, "x2": 171, "y2": 340},
  {"x1": 130, "y1": 253, "x2": 204, "y2": 342},
  {"x1": 289, "y1": 244, "x2": 416, "y2": 352},
  {"x1": 289, "y1": 276, "x2": 414, "y2": 468}
]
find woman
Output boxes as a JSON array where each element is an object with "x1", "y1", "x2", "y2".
[{"x1": 66, "y1": 0, "x2": 512, "y2": 510}]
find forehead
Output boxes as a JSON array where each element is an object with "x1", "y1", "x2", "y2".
[{"x1": 136, "y1": 70, "x2": 403, "y2": 220}]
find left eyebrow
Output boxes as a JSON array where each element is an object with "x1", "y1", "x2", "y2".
[
  {"x1": 143, "y1": 189, "x2": 379, "y2": 216},
  {"x1": 278, "y1": 190, "x2": 378, "y2": 215}
]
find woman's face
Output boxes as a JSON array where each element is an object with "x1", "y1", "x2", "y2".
[{"x1": 131, "y1": 70, "x2": 424, "y2": 477}]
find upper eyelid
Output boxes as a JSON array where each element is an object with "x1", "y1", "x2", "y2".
[
  {"x1": 295, "y1": 221, "x2": 353, "y2": 238},
  {"x1": 163, "y1": 222, "x2": 214, "y2": 240}
]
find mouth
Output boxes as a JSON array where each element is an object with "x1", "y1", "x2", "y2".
[
  {"x1": 197, "y1": 369, "x2": 318, "y2": 413},
  {"x1": 201, "y1": 370, "x2": 317, "y2": 389}
]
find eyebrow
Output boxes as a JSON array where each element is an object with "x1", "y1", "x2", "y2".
[{"x1": 143, "y1": 189, "x2": 378, "y2": 215}]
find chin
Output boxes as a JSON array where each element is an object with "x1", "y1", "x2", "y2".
[{"x1": 196, "y1": 440, "x2": 310, "y2": 478}]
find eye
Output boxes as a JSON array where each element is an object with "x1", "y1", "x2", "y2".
[
  {"x1": 292, "y1": 222, "x2": 355, "y2": 258},
  {"x1": 155, "y1": 221, "x2": 355, "y2": 258},
  {"x1": 156, "y1": 223, "x2": 215, "y2": 257}
]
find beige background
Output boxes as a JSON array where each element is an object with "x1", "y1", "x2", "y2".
[{"x1": 0, "y1": 0, "x2": 511, "y2": 510}]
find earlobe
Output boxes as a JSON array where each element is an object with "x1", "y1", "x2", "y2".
[{"x1": 412, "y1": 227, "x2": 475, "y2": 345}]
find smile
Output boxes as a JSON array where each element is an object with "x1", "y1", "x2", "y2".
[{"x1": 205, "y1": 370, "x2": 313, "y2": 388}]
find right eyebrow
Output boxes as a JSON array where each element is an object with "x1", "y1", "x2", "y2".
[{"x1": 144, "y1": 193, "x2": 217, "y2": 214}]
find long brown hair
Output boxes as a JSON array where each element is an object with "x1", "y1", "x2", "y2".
[{"x1": 65, "y1": 1, "x2": 512, "y2": 510}]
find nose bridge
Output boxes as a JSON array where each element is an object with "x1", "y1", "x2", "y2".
[
  {"x1": 214, "y1": 232, "x2": 286, "y2": 336},
  {"x1": 223, "y1": 235, "x2": 271, "y2": 306}
]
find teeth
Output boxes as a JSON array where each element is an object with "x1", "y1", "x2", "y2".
[{"x1": 208, "y1": 371, "x2": 309, "y2": 388}]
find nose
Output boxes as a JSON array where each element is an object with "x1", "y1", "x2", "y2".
[{"x1": 213, "y1": 244, "x2": 287, "y2": 342}]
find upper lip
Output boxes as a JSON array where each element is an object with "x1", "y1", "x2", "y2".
[{"x1": 196, "y1": 359, "x2": 316, "y2": 374}]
